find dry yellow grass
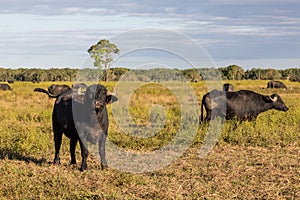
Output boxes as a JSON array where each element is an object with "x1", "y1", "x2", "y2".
[{"x1": 0, "y1": 80, "x2": 299, "y2": 199}]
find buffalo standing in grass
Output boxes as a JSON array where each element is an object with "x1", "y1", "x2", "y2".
[
  {"x1": 0, "y1": 83, "x2": 13, "y2": 91},
  {"x1": 201, "y1": 89, "x2": 288, "y2": 123},
  {"x1": 36, "y1": 84, "x2": 116, "y2": 171},
  {"x1": 267, "y1": 81, "x2": 287, "y2": 90},
  {"x1": 48, "y1": 84, "x2": 72, "y2": 96},
  {"x1": 34, "y1": 84, "x2": 71, "y2": 97}
]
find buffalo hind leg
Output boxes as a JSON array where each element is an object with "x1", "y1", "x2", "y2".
[
  {"x1": 53, "y1": 130, "x2": 63, "y2": 165},
  {"x1": 202, "y1": 109, "x2": 212, "y2": 123},
  {"x1": 70, "y1": 138, "x2": 78, "y2": 164}
]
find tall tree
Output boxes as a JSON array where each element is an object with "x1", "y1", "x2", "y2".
[
  {"x1": 220, "y1": 65, "x2": 245, "y2": 80},
  {"x1": 87, "y1": 39, "x2": 120, "y2": 81},
  {"x1": 182, "y1": 68, "x2": 201, "y2": 82}
]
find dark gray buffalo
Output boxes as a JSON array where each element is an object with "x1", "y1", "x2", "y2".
[
  {"x1": 48, "y1": 84, "x2": 72, "y2": 95},
  {"x1": 36, "y1": 84, "x2": 116, "y2": 171},
  {"x1": 34, "y1": 84, "x2": 71, "y2": 98},
  {"x1": 267, "y1": 81, "x2": 287, "y2": 89},
  {"x1": 0, "y1": 83, "x2": 13, "y2": 91},
  {"x1": 201, "y1": 89, "x2": 288, "y2": 122}
]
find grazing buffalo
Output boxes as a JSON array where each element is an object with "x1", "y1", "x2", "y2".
[
  {"x1": 223, "y1": 83, "x2": 234, "y2": 92},
  {"x1": 37, "y1": 84, "x2": 116, "y2": 171},
  {"x1": 0, "y1": 83, "x2": 13, "y2": 91},
  {"x1": 201, "y1": 89, "x2": 288, "y2": 122},
  {"x1": 267, "y1": 81, "x2": 287, "y2": 90}
]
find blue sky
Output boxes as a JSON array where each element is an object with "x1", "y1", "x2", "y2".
[{"x1": 0, "y1": 0, "x2": 299, "y2": 69}]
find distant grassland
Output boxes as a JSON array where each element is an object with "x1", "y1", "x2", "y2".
[{"x1": 0, "y1": 80, "x2": 299, "y2": 199}]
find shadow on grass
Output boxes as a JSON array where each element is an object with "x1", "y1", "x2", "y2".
[{"x1": 0, "y1": 148, "x2": 47, "y2": 165}]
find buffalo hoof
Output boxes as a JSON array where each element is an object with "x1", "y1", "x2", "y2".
[
  {"x1": 53, "y1": 159, "x2": 60, "y2": 165},
  {"x1": 101, "y1": 163, "x2": 108, "y2": 170},
  {"x1": 80, "y1": 163, "x2": 88, "y2": 171},
  {"x1": 70, "y1": 160, "x2": 76, "y2": 165},
  {"x1": 79, "y1": 167, "x2": 87, "y2": 171}
]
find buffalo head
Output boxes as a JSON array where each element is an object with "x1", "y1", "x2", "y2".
[
  {"x1": 84, "y1": 84, "x2": 116, "y2": 111},
  {"x1": 265, "y1": 94, "x2": 289, "y2": 112}
]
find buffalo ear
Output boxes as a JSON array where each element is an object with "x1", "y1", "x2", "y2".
[{"x1": 106, "y1": 95, "x2": 118, "y2": 104}]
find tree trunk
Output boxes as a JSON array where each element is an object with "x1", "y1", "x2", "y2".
[{"x1": 105, "y1": 67, "x2": 109, "y2": 82}]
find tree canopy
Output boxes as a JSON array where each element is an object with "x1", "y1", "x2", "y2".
[
  {"x1": 0, "y1": 66, "x2": 299, "y2": 83},
  {"x1": 87, "y1": 39, "x2": 120, "y2": 81},
  {"x1": 219, "y1": 65, "x2": 245, "y2": 80}
]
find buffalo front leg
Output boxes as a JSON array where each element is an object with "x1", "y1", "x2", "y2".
[
  {"x1": 99, "y1": 133, "x2": 108, "y2": 169},
  {"x1": 79, "y1": 140, "x2": 89, "y2": 171}
]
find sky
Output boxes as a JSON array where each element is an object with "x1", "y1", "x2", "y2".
[{"x1": 0, "y1": 0, "x2": 300, "y2": 70}]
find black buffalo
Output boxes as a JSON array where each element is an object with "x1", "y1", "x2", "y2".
[
  {"x1": 201, "y1": 89, "x2": 288, "y2": 122},
  {"x1": 34, "y1": 84, "x2": 71, "y2": 98},
  {"x1": 37, "y1": 84, "x2": 116, "y2": 171},
  {"x1": 48, "y1": 84, "x2": 72, "y2": 96},
  {"x1": 267, "y1": 81, "x2": 287, "y2": 89},
  {"x1": 0, "y1": 83, "x2": 13, "y2": 91},
  {"x1": 223, "y1": 83, "x2": 234, "y2": 92}
]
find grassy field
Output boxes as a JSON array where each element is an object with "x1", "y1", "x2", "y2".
[{"x1": 0, "y1": 80, "x2": 299, "y2": 199}]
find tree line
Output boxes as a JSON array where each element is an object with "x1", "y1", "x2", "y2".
[{"x1": 0, "y1": 65, "x2": 299, "y2": 83}]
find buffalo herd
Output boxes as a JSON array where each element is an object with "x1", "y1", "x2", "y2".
[{"x1": 32, "y1": 81, "x2": 289, "y2": 171}]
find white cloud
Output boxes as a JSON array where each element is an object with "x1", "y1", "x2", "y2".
[
  {"x1": 63, "y1": 7, "x2": 115, "y2": 15},
  {"x1": 164, "y1": 7, "x2": 177, "y2": 13},
  {"x1": 0, "y1": 0, "x2": 299, "y2": 68}
]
